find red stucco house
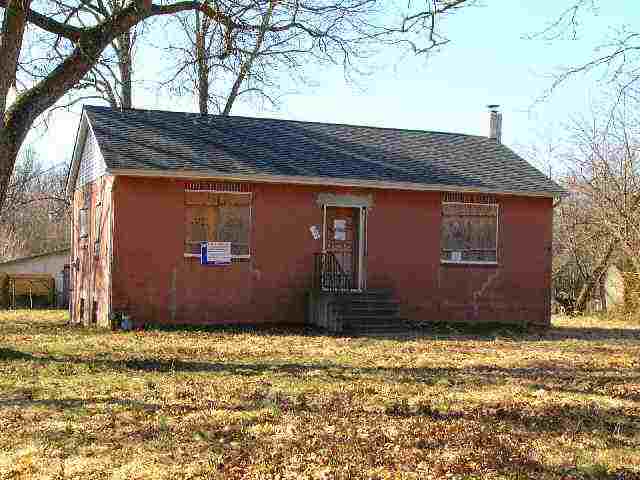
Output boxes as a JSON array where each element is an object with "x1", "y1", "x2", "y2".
[{"x1": 66, "y1": 106, "x2": 563, "y2": 332}]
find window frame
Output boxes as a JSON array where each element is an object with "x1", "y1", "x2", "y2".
[
  {"x1": 79, "y1": 186, "x2": 91, "y2": 240},
  {"x1": 440, "y1": 200, "x2": 499, "y2": 266},
  {"x1": 183, "y1": 188, "x2": 252, "y2": 260},
  {"x1": 79, "y1": 207, "x2": 89, "y2": 239},
  {"x1": 94, "y1": 201, "x2": 102, "y2": 257}
]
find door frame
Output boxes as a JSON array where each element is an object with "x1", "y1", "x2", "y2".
[{"x1": 321, "y1": 204, "x2": 367, "y2": 291}]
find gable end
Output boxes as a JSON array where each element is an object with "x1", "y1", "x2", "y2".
[
  {"x1": 66, "y1": 113, "x2": 107, "y2": 195},
  {"x1": 77, "y1": 126, "x2": 106, "y2": 188}
]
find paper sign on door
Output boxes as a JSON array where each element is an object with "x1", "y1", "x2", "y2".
[{"x1": 334, "y1": 219, "x2": 346, "y2": 241}]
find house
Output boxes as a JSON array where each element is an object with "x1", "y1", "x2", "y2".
[
  {"x1": 66, "y1": 105, "x2": 563, "y2": 330},
  {"x1": 0, "y1": 249, "x2": 70, "y2": 308}
]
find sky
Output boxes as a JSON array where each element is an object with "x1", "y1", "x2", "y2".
[{"x1": 28, "y1": 0, "x2": 636, "y2": 174}]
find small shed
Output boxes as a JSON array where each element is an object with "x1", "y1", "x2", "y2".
[
  {"x1": 0, "y1": 249, "x2": 70, "y2": 308},
  {"x1": 0, "y1": 274, "x2": 55, "y2": 308}
]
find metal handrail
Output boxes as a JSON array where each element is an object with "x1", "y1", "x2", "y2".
[{"x1": 313, "y1": 251, "x2": 353, "y2": 293}]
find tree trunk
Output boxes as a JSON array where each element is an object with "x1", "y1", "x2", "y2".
[
  {"x1": 0, "y1": 0, "x2": 224, "y2": 213},
  {"x1": 222, "y1": 0, "x2": 275, "y2": 116},
  {"x1": 574, "y1": 239, "x2": 617, "y2": 313},
  {"x1": 198, "y1": 63, "x2": 209, "y2": 115},
  {"x1": 195, "y1": 10, "x2": 209, "y2": 115},
  {"x1": 116, "y1": 31, "x2": 133, "y2": 109},
  {"x1": 0, "y1": 0, "x2": 153, "y2": 212},
  {"x1": 0, "y1": 0, "x2": 31, "y2": 118},
  {"x1": 0, "y1": 131, "x2": 20, "y2": 214}
]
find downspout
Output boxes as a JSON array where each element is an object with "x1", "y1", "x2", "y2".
[
  {"x1": 548, "y1": 195, "x2": 563, "y2": 324},
  {"x1": 322, "y1": 204, "x2": 327, "y2": 252},
  {"x1": 109, "y1": 177, "x2": 116, "y2": 329},
  {"x1": 69, "y1": 190, "x2": 75, "y2": 321}
]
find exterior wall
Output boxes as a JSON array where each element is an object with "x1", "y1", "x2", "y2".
[
  {"x1": 70, "y1": 175, "x2": 114, "y2": 327},
  {"x1": 367, "y1": 192, "x2": 552, "y2": 326},
  {"x1": 111, "y1": 178, "x2": 319, "y2": 325},
  {"x1": 0, "y1": 251, "x2": 69, "y2": 299},
  {"x1": 111, "y1": 176, "x2": 553, "y2": 327}
]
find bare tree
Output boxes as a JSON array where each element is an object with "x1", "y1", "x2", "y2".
[
  {"x1": 1, "y1": 0, "x2": 475, "y2": 212},
  {"x1": 221, "y1": 0, "x2": 275, "y2": 115},
  {"x1": 533, "y1": 1, "x2": 640, "y2": 102},
  {"x1": 0, "y1": 148, "x2": 70, "y2": 259},
  {"x1": 552, "y1": 100, "x2": 640, "y2": 312},
  {"x1": 566, "y1": 104, "x2": 640, "y2": 271},
  {"x1": 163, "y1": 7, "x2": 221, "y2": 114},
  {"x1": 81, "y1": 0, "x2": 143, "y2": 109},
  {"x1": 8, "y1": 1, "x2": 141, "y2": 115},
  {"x1": 553, "y1": 186, "x2": 617, "y2": 313},
  {"x1": 47, "y1": 0, "x2": 143, "y2": 110},
  {"x1": 164, "y1": 0, "x2": 475, "y2": 115},
  {"x1": 162, "y1": 0, "x2": 337, "y2": 115}
]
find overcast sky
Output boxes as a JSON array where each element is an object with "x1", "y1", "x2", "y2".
[{"x1": 30, "y1": 0, "x2": 634, "y2": 173}]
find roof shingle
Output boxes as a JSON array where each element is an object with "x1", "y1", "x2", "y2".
[{"x1": 83, "y1": 105, "x2": 563, "y2": 196}]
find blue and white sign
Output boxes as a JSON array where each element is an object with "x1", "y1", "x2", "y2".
[{"x1": 201, "y1": 242, "x2": 232, "y2": 265}]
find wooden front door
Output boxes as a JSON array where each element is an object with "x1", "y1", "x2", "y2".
[{"x1": 324, "y1": 207, "x2": 360, "y2": 290}]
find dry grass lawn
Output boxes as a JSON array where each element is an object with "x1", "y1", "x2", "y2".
[{"x1": 0, "y1": 310, "x2": 639, "y2": 479}]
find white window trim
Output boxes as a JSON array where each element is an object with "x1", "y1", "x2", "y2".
[
  {"x1": 441, "y1": 260, "x2": 499, "y2": 266},
  {"x1": 184, "y1": 190, "x2": 252, "y2": 194},
  {"x1": 184, "y1": 253, "x2": 250, "y2": 260},
  {"x1": 441, "y1": 201, "x2": 499, "y2": 265}
]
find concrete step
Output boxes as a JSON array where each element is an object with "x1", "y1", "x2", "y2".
[
  {"x1": 342, "y1": 327, "x2": 415, "y2": 336},
  {"x1": 345, "y1": 324, "x2": 408, "y2": 333},
  {"x1": 359, "y1": 288, "x2": 395, "y2": 295},
  {"x1": 346, "y1": 294, "x2": 396, "y2": 301},
  {"x1": 339, "y1": 298, "x2": 399, "y2": 306},
  {"x1": 337, "y1": 289, "x2": 406, "y2": 336},
  {"x1": 341, "y1": 314, "x2": 404, "y2": 323},
  {"x1": 344, "y1": 305, "x2": 397, "y2": 311},
  {"x1": 340, "y1": 297, "x2": 399, "y2": 304},
  {"x1": 317, "y1": 288, "x2": 409, "y2": 335},
  {"x1": 343, "y1": 318, "x2": 409, "y2": 329},
  {"x1": 338, "y1": 303, "x2": 399, "y2": 312},
  {"x1": 340, "y1": 310, "x2": 400, "y2": 318}
]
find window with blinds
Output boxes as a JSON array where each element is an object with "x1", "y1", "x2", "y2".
[{"x1": 184, "y1": 190, "x2": 251, "y2": 257}]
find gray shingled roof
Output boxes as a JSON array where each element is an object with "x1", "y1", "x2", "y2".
[{"x1": 84, "y1": 105, "x2": 563, "y2": 196}]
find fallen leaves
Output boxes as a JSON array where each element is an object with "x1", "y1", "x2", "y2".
[{"x1": 0, "y1": 311, "x2": 639, "y2": 479}]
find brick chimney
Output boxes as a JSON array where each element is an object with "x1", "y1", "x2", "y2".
[{"x1": 488, "y1": 105, "x2": 502, "y2": 144}]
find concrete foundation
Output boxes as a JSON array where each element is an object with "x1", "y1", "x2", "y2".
[{"x1": 307, "y1": 291, "x2": 344, "y2": 333}]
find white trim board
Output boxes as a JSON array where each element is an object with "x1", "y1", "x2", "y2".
[{"x1": 106, "y1": 168, "x2": 562, "y2": 199}]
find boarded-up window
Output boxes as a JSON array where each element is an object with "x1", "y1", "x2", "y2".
[
  {"x1": 185, "y1": 191, "x2": 251, "y2": 256},
  {"x1": 441, "y1": 202, "x2": 498, "y2": 263}
]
